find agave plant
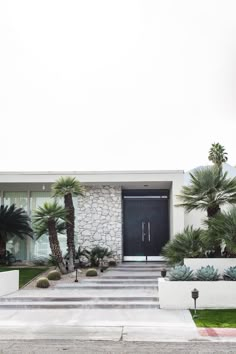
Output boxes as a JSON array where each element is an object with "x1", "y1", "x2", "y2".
[
  {"x1": 224, "y1": 266, "x2": 236, "y2": 281},
  {"x1": 196, "y1": 265, "x2": 220, "y2": 281},
  {"x1": 169, "y1": 265, "x2": 194, "y2": 281}
]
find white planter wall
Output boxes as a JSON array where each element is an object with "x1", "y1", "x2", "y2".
[
  {"x1": 159, "y1": 278, "x2": 236, "y2": 309},
  {"x1": 184, "y1": 258, "x2": 236, "y2": 275},
  {"x1": 0, "y1": 270, "x2": 19, "y2": 296}
]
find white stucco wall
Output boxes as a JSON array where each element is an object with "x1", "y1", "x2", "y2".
[
  {"x1": 170, "y1": 175, "x2": 185, "y2": 239},
  {"x1": 0, "y1": 270, "x2": 19, "y2": 296},
  {"x1": 184, "y1": 258, "x2": 236, "y2": 275},
  {"x1": 159, "y1": 278, "x2": 236, "y2": 309}
]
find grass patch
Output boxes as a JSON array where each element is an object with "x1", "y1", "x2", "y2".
[
  {"x1": 190, "y1": 309, "x2": 236, "y2": 328},
  {"x1": 0, "y1": 267, "x2": 48, "y2": 288}
]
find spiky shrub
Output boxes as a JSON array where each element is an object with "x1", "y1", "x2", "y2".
[
  {"x1": 36, "y1": 277, "x2": 50, "y2": 288},
  {"x1": 86, "y1": 268, "x2": 98, "y2": 277},
  {"x1": 108, "y1": 260, "x2": 117, "y2": 267},
  {"x1": 196, "y1": 266, "x2": 220, "y2": 281},
  {"x1": 169, "y1": 265, "x2": 194, "y2": 281},
  {"x1": 88, "y1": 246, "x2": 113, "y2": 267},
  {"x1": 161, "y1": 227, "x2": 205, "y2": 265},
  {"x1": 47, "y1": 270, "x2": 61, "y2": 281},
  {"x1": 224, "y1": 266, "x2": 236, "y2": 281}
]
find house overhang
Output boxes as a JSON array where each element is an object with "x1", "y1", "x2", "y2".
[{"x1": 0, "y1": 170, "x2": 184, "y2": 191}]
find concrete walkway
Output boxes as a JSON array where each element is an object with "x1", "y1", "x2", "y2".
[{"x1": 0, "y1": 263, "x2": 201, "y2": 342}]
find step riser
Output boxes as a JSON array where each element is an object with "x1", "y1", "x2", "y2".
[
  {"x1": 56, "y1": 286, "x2": 158, "y2": 290},
  {"x1": 0, "y1": 304, "x2": 160, "y2": 309},
  {"x1": 108, "y1": 269, "x2": 162, "y2": 272},
  {"x1": 101, "y1": 276, "x2": 158, "y2": 279},
  {"x1": 81, "y1": 281, "x2": 157, "y2": 284},
  {"x1": 0, "y1": 297, "x2": 158, "y2": 302}
]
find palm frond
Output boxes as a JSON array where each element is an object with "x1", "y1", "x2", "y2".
[
  {"x1": 0, "y1": 204, "x2": 33, "y2": 240},
  {"x1": 52, "y1": 177, "x2": 84, "y2": 197}
]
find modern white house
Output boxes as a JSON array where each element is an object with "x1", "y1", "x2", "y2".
[
  {"x1": 1, "y1": 165, "x2": 235, "y2": 262},
  {"x1": 0, "y1": 170, "x2": 185, "y2": 262}
]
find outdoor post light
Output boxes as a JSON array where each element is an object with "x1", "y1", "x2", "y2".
[
  {"x1": 191, "y1": 288, "x2": 199, "y2": 318},
  {"x1": 74, "y1": 260, "x2": 80, "y2": 283}
]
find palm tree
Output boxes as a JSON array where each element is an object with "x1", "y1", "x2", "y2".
[
  {"x1": 208, "y1": 142, "x2": 228, "y2": 168},
  {"x1": 52, "y1": 177, "x2": 84, "y2": 271},
  {"x1": 0, "y1": 204, "x2": 33, "y2": 260},
  {"x1": 177, "y1": 166, "x2": 236, "y2": 217},
  {"x1": 33, "y1": 201, "x2": 68, "y2": 274},
  {"x1": 205, "y1": 207, "x2": 236, "y2": 257}
]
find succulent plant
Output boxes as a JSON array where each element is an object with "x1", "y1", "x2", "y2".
[
  {"x1": 196, "y1": 265, "x2": 220, "y2": 281},
  {"x1": 36, "y1": 277, "x2": 50, "y2": 288},
  {"x1": 169, "y1": 265, "x2": 194, "y2": 281},
  {"x1": 86, "y1": 268, "x2": 98, "y2": 277},
  {"x1": 47, "y1": 270, "x2": 61, "y2": 281},
  {"x1": 224, "y1": 266, "x2": 236, "y2": 281}
]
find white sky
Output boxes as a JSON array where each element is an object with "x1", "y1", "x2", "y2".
[{"x1": 0, "y1": 0, "x2": 236, "y2": 172}]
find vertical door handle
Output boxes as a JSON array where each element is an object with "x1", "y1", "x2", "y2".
[
  {"x1": 142, "y1": 221, "x2": 145, "y2": 242},
  {"x1": 148, "y1": 221, "x2": 151, "y2": 242}
]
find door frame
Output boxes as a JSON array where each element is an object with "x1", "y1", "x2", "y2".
[{"x1": 122, "y1": 189, "x2": 169, "y2": 262}]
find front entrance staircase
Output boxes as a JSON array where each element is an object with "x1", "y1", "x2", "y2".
[{"x1": 0, "y1": 263, "x2": 168, "y2": 309}]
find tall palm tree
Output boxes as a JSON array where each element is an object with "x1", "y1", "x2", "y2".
[
  {"x1": 0, "y1": 204, "x2": 33, "y2": 259},
  {"x1": 177, "y1": 166, "x2": 236, "y2": 217},
  {"x1": 208, "y1": 142, "x2": 228, "y2": 168},
  {"x1": 33, "y1": 201, "x2": 68, "y2": 274},
  {"x1": 52, "y1": 177, "x2": 84, "y2": 272}
]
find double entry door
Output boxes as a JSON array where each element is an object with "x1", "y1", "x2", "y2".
[{"x1": 123, "y1": 197, "x2": 169, "y2": 261}]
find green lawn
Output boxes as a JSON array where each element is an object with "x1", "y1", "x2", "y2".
[
  {"x1": 0, "y1": 267, "x2": 48, "y2": 288},
  {"x1": 190, "y1": 309, "x2": 236, "y2": 328}
]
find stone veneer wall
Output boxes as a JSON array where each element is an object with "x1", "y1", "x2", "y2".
[{"x1": 77, "y1": 185, "x2": 122, "y2": 261}]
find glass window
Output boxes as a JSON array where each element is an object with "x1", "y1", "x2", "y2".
[{"x1": 30, "y1": 192, "x2": 67, "y2": 259}]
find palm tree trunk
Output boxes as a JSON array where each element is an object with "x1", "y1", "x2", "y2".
[
  {"x1": 64, "y1": 194, "x2": 75, "y2": 272},
  {"x1": 207, "y1": 206, "x2": 222, "y2": 257},
  {"x1": 0, "y1": 235, "x2": 6, "y2": 260},
  {"x1": 48, "y1": 220, "x2": 67, "y2": 274},
  {"x1": 207, "y1": 206, "x2": 221, "y2": 218}
]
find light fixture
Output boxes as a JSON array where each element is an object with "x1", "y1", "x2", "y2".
[
  {"x1": 42, "y1": 184, "x2": 45, "y2": 191},
  {"x1": 191, "y1": 288, "x2": 199, "y2": 318}
]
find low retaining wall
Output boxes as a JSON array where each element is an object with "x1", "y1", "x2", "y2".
[
  {"x1": 184, "y1": 258, "x2": 236, "y2": 275},
  {"x1": 159, "y1": 278, "x2": 236, "y2": 309},
  {"x1": 0, "y1": 270, "x2": 19, "y2": 296}
]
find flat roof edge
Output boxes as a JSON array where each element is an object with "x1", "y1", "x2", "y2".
[{"x1": 0, "y1": 170, "x2": 184, "y2": 175}]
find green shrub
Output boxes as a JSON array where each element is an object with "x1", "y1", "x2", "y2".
[
  {"x1": 36, "y1": 277, "x2": 50, "y2": 288},
  {"x1": 224, "y1": 266, "x2": 236, "y2": 281},
  {"x1": 161, "y1": 227, "x2": 206, "y2": 265},
  {"x1": 169, "y1": 265, "x2": 194, "y2": 281},
  {"x1": 88, "y1": 246, "x2": 113, "y2": 267},
  {"x1": 108, "y1": 260, "x2": 117, "y2": 267},
  {"x1": 196, "y1": 266, "x2": 220, "y2": 281},
  {"x1": 47, "y1": 270, "x2": 61, "y2": 280},
  {"x1": 86, "y1": 268, "x2": 98, "y2": 277}
]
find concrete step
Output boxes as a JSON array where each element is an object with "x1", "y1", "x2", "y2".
[
  {"x1": 0, "y1": 296, "x2": 158, "y2": 302},
  {"x1": 100, "y1": 275, "x2": 159, "y2": 279},
  {"x1": 55, "y1": 284, "x2": 158, "y2": 289},
  {"x1": 81, "y1": 279, "x2": 157, "y2": 284},
  {"x1": 0, "y1": 301, "x2": 160, "y2": 309},
  {"x1": 119, "y1": 263, "x2": 167, "y2": 266},
  {"x1": 108, "y1": 268, "x2": 162, "y2": 272}
]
